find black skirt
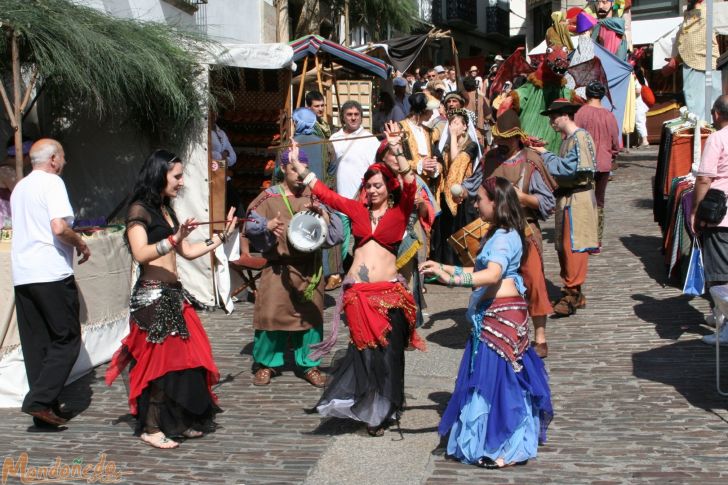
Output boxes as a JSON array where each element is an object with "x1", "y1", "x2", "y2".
[
  {"x1": 313, "y1": 309, "x2": 408, "y2": 428},
  {"x1": 134, "y1": 366, "x2": 221, "y2": 437}
]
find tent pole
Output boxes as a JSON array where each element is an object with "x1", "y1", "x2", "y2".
[
  {"x1": 296, "y1": 55, "x2": 310, "y2": 108},
  {"x1": 315, "y1": 55, "x2": 324, "y2": 95},
  {"x1": 451, "y1": 36, "x2": 463, "y2": 92},
  {"x1": 331, "y1": 64, "x2": 342, "y2": 117},
  {"x1": 705, "y1": 0, "x2": 714, "y2": 121}
]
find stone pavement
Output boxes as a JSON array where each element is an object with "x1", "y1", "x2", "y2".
[{"x1": 1, "y1": 149, "x2": 728, "y2": 484}]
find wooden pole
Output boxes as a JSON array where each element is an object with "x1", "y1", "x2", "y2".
[
  {"x1": 330, "y1": 64, "x2": 342, "y2": 118},
  {"x1": 315, "y1": 55, "x2": 324, "y2": 96},
  {"x1": 295, "y1": 55, "x2": 310, "y2": 108},
  {"x1": 451, "y1": 37, "x2": 463, "y2": 92},
  {"x1": 12, "y1": 32, "x2": 23, "y2": 181}
]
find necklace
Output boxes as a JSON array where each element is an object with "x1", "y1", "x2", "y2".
[{"x1": 369, "y1": 207, "x2": 387, "y2": 226}]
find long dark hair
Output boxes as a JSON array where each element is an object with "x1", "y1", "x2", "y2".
[
  {"x1": 482, "y1": 176, "x2": 527, "y2": 261},
  {"x1": 129, "y1": 149, "x2": 181, "y2": 209}
]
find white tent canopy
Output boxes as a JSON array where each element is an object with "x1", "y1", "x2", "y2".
[{"x1": 205, "y1": 42, "x2": 294, "y2": 69}]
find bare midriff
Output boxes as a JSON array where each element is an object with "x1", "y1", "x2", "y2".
[
  {"x1": 348, "y1": 240, "x2": 398, "y2": 283},
  {"x1": 481, "y1": 277, "x2": 520, "y2": 300},
  {"x1": 139, "y1": 253, "x2": 179, "y2": 283}
]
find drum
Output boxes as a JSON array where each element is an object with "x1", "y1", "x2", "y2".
[
  {"x1": 288, "y1": 211, "x2": 328, "y2": 253},
  {"x1": 448, "y1": 219, "x2": 491, "y2": 266},
  {"x1": 448, "y1": 219, "x2": 534, "y2": 266}
]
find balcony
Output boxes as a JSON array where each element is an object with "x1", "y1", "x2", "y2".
[
  {"x1": 484, "y1": 5, "x2": 509, "y2": 37},
  {"x1": 162, "y1": 0, "x2": 207, "y2": 15},
  {"x1": 432, "y1": 0, "x2": 478, "y2": 30}
]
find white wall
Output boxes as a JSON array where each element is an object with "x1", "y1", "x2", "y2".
[
  {"x1": 510, "y1": 0, "x2": 527, "y2": 38},
  {"x1": 74, "y1": 0, "x2": 195, "y2": 27}
]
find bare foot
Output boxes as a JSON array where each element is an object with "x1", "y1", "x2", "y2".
[{"x1": 141, "y1": 432, "x2": 179, "y2": 449}]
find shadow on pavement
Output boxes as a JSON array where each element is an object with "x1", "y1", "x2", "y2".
[
  {"x1": 426, "y1": 323, "x2": 469, "y2": 349},
  {"x1": 621, "y1": 234, "x2": 669, "y2": 286},
  {"x1": 421, "y1": 308, "x2": 467, "y2": 330},
  {"x1": 632, "y1": 339, "x2": 728, "y2": 412},
  {"x1": 632, "y1": 294, "x2": 712, "y2": 340},
  {"x1": 58, "y1": 369, "x2": 95, "y2": 417},
  {"x1": 632, "y1": 198, "x2": 654, "y2": 209}
]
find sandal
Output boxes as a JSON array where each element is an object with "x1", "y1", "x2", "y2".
[
  {"x1": 475, "y1": 456, "x2": 528, "y2": 469},
  {"x1": 141, "y1": 432, "x2": 179, "y2": 449},
  {"x1": 253, "y1": 367, "x2": 275, "y2": 386},
  {"x1": 366, "y1": 425, "x2": 385, "y2": 437},
  {"x1": 182, "y1": 428, "x2": 204, "y2": 439}
]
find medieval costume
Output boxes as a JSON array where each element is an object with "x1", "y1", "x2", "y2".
[
  {"x1": 483, "y1": 110, "x2": 557, "y2": 331},
  {"x1": 106, "y1": 203, "x2": 221, "y2": 438},
  {"x1": 574, "y1": 83, "x2": 621, "y2": 250},
  {"x1": 431, "y1": 108, "x2": 481, "y2": 265},
  {"x1": 585, "y1": 0, "x2": 632, "y2": 61},
  {"x1": 509, "y1": 49, "x2": 574, "y2": 154},
  {"x1": 540, "y1": 100, "x2": 599, "y2": 316},
  {"x1": 439, "y1": 228, "x2": 553, "y2": 467},
  {"x1": 245, "y1": 149, "x2": 344, "y2": 386},
  {"x1": 307, "y1": 168, "x2": 426, "y2": 430}
]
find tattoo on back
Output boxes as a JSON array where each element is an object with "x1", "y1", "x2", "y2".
[{"x1": 357, "y1": 264, "x2": 370, "y2": 282}]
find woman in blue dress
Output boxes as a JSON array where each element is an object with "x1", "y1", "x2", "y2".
[{"x1": 420, "y1": 176, "x2": 553, "y2": 469}]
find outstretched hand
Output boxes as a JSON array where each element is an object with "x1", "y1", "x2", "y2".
[
  {"x1": 384, "y1": 121, "x2": 402, "y2": 148},
  {"x1": 419, "y1": 260, "x2": 448, "y2": 284}
]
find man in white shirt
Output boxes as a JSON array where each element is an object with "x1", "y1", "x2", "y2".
[
  {"x1": 11, "y1": 139, "x2": 90, "y2": 428},
  {"x1": 330, "y1": 101, "x2": 380, "y2": 199}
]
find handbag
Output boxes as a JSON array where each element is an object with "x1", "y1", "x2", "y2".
[
  {"x1": 640, "y1": 85, "x2": 656, "y2": 107},
  {"x1": 697, "y1": 188, "x2": 727, "y2": 224},
  {"x1": 683, "y1": 238, "x2": 705, "y2": 296}
]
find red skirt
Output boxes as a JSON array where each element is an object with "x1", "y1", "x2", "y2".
[{"x1": 106, "y1": 303, "x2": 220, "y2": 415}]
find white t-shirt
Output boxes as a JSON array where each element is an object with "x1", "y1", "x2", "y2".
[
  {"x1": 10, "y1": 170, "x2": 75, "y2": 285},
  {"x1": 330, "y1": 126, "x2": 380, "y2": 199}
]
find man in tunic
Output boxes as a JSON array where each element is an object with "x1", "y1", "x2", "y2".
[
  {"x1": 245, "y1": 148, "x2": 343, "y2": 387},
  {"x1": 483, "y1": 110, "x2": 557, "y2": 357},
  {"x1": 574, "y1": 81, "x2": 620, "y2": 252},
  {"x1": 532, "y1": 99, "x2": 599, "y2": 317}
]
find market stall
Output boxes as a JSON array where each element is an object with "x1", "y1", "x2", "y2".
[
  {"x1": 174, "y1": 42, "x2": 295, "y2": 311},
  {"x1": 289, "y1": 35, "x2": 392, "y2": 131}
]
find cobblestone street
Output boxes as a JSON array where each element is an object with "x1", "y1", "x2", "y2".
[{"x1": 1, "y1": 150, "x2": 728, "y2": 484}]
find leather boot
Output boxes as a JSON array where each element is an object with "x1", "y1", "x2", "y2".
[{"x1": 574, "y1": 286, "x2": 586, "y2": 309}]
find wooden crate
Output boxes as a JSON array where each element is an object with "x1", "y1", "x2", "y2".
[{"x1": 330, "y1": 80, "x2": 373, "y2": 131}]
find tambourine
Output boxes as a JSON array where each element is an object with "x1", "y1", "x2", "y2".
[{"x1": 288, "y1": 211, "x2": 328, "y2": 253}]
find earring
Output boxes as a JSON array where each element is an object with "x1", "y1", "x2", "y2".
[{"x1": 387, "y1": 194, "x2": 394, "y2": 209}]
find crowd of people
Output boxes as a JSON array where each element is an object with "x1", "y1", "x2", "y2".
[{"x1": 13, "y1": 0, "x2": 728, "y2": 471}]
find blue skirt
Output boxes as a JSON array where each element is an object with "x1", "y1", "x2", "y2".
[{"x1": 438, "y1": 340, "x2": 553, "y2": 465}]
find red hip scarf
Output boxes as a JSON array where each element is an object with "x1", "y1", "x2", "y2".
[
  {"x1": 478, "y1": 296, "x2": 530, "y2": 371},
  {"x1": 105, "y1": 303, "x2": 220, "y2": 414},
  {"x1": 344, "y1": 281, "x2": 426, "y2": 351}
]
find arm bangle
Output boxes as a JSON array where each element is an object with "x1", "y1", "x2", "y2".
[
  {"x1": 155, "y1": 239, "x2": 172, "y2": 256},
  {"x1": 454, "y1": 266, "x2": 463, "y2": 276},
  {"x1": 302, "y1": 172, "x2": 317, "y2": 186},
  {"x1": 398, "y1": 166, "x2": 412, "y2": 175}
]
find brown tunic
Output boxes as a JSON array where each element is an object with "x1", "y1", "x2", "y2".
[{"x1": 247, "y1": 186, "x2": 325, "y2": 332}]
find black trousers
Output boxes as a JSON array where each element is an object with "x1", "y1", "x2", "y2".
[{"x1": 14, "y1": 276, "x2": 81, "y2": 413}]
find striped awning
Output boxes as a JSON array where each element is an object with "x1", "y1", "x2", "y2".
[{"x1": 289, "y1": 35, "x2": 392, "y2": 79}]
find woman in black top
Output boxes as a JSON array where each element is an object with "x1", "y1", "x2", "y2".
[{"x1": 106, "y1": 149, "x2": 237, "y2": 449}]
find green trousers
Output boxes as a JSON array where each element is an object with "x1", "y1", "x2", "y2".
[{"x1": 253, "y1": 327, "x2": 322, "y2": 371}]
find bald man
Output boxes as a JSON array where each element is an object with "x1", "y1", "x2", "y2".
[{"x1": 11, "y1": 139, "x2": 90, "y2": 428}]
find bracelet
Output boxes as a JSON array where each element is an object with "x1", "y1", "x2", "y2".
[
  {"x1": 454, "y1": 266, "x2": 463, "y2": 276},
  {"x1": 155, "y1": 239, "x2": 172, "y2": 256},
  {"x1": 298, "y1": 168, "x2": 311, "y2": 181},
  {"x1": 448, "y1": 274, "x2": 455, "y2": 288},
  {"x1": 218, "y1": 232, "x2": 227, "y2": 243},
  {"x1": 302, "y1": 172, "x2": 317, "y2": 186},
  {"x1": 398, "y1": 166, "x2": 412, "y2": 175},
  {"x1": 462, "y1": 272, "x2": 474, "y2": 288},
  {"x1": 167, "y1": 235, "x2": 178, "y2": 248},
  {"x1": 204, "y1": 238, "x2": 214, "y2": 246}
]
